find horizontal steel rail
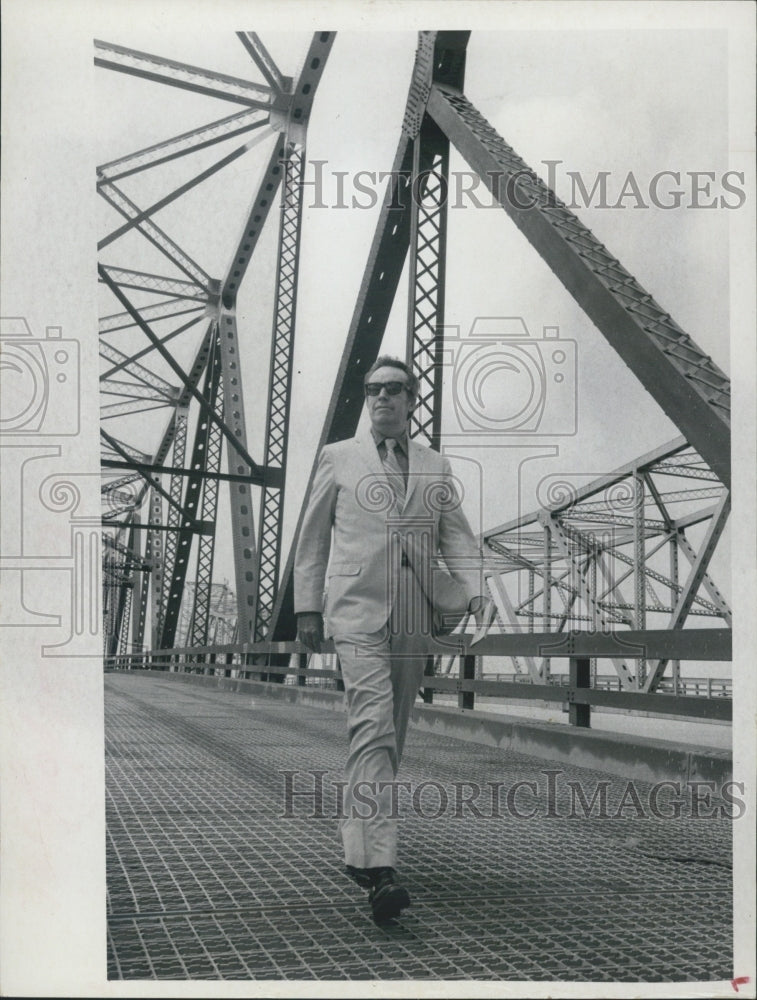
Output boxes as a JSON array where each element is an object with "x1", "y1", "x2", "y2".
[{"x1": 105, "y1": 626, "x2": 733, "y2": 726}]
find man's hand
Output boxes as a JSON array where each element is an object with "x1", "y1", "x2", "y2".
[
  {"x1": 468, "y1": 595, "x2": 496, "y2": 644},
  {"x1": 297, "y1": 612, "x2": 324, "y2": 654}
]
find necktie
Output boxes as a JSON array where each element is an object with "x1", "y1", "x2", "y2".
[{"x1": 382, "y1": 438, "x2": 406, "y2": 509}]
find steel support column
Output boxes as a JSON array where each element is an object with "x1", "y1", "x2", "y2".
[
  {"x1": 148, "y1": 482, "x2": 163, "y2": 649},
  {"x1": 189, "y1": 336, "x2": 224, "y2": 647},
  {"x1": 155, "y1": 406, "x2": 188, "y2": 643},
  {"x1": 269, "y1": 33, "x2": 469, "y2": 639},
  {"x1": 254, "y1": 140, "x2": 306, "y2": 640},
  {"x1": 217, "y1": 310, "x2": 259, "y2": 644},
  {"x1": 634, "y1": 473, "x2": 647, "y2": 687},
  {"x1": 406, "y1": 118, "x2": 451, "y2": 448},
  {"x1": 130, "y1": 513, "x2": 147, "y2": 653},
  {"x1": 159, "y1": 331, "x2": 220, "y2": 649},
  {"x1": 669, "y1": 534, "x2": 681, "y2": 693}
]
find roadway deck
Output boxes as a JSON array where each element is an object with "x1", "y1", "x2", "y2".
[{"x1": 105, "y1": 671, "x2": 733, "y2": 983}]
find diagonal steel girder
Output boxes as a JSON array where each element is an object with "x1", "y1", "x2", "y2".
[
  {"x1": 188, "y1": 340, "x2": 225, "y2": 648},
  {"x1": 237, "y1": 32, "x2": 291, "y2": 93},
  {"x1": 100, "y1": 300, "x2": 206, "y2": 337},
  {"x1": 154, "y1": 407, "x2": 188, "y2": 644},
  {"x1": 405, "y1": 32, "x2": 469, "y2": 449},
  {"x1": 99, "y1": 268, "x2": 268, "y2": 481},
  {"x1": 98, "y1": 108, "x2": 270, "y2": 183},
  {"x1": 99, "y1": 180, "x2": 212, "y2": 290},
  {"x1": 253, "y1": 140, "x2": 307, "y2": 641},
  {"x1": 94, "y1": 40, "x2": 273, "y2": 108},
  {"x1": 98, "y1": 266, "x2": 208, "y2": 300},
  {"x1": 99, "y1": 129, "x2": 273, "y2": 251},
  {"x1": 425, "y1": 86, "x2": 731, "y2": 488},
  {"x1": 159, "y1": 331, "x2": 223, "y2": 649},
  {"x1": 269, "y1": 32, "x2": 470, "y2": 640},
  {"x1": 99, "y1": 340, "x2": 177, "y2": 397},
  {"x1": 217, "y1": 32, "x2": 334, "y2": 644}
]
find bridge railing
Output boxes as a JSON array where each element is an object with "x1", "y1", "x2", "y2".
[{"x1": 105, "y1": 627, "x2": 732, "y2": 727}]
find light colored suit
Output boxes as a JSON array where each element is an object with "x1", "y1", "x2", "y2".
[
  {"x1": 295, "y1": 434, "x2": 484, "y2": 870},
  {"x1": 294, "y1": 434, "x2": 484, "y2": 635}
]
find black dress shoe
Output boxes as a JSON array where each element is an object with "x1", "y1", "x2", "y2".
[
  {"x1": 345, "y1": 864, "x2": 373, "y2": 889},
  {"x1": 368, "y1": 868, "x2": 411, "y2": 923}
]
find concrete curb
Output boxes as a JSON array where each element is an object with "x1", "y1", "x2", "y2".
[{"x1": 122, "y1": 669, "x2": 732, "y2": 785}]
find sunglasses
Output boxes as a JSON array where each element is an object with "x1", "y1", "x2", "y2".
[{"x1": 364, "y1": 380, "x2": 408, "y2": 397}]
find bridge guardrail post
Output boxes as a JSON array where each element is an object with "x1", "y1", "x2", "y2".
[
  {"x1": 297, "y1": 652, "x2": 308, "y2": 687},
  {"x1": 568, "y1": 656, "x2": 591, "y2": 728},
  {"x1": 458, "y1": 654, "x2": 475, "y2": 710},
  {"x1": 422, "y1": 654, "x2": 435, "y2": 704}
]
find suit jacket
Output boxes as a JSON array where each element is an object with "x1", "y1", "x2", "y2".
[{"x1": 294, "y1": 434, "x2": 484, "y2": 637}]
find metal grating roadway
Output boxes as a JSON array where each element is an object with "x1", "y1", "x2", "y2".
[{"x1": 105, "y1": 672, "x2": 733, "y2": 982}]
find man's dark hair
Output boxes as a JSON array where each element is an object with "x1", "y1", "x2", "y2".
[{"x1": 364, "y1": 355, "x2": 419, "y2": 401}]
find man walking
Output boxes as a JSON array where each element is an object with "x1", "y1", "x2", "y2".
[{"x1": 295, "y1": 356, "x2": 489, "y2": 922}]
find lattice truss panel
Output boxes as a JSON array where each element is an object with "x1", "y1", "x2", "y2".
[
  {"x1": 480, "y1": 442, "x2": 730, "y2": 692},
  {"x1": 97, "y1": 33, "x2": 333, "y2": 654}
]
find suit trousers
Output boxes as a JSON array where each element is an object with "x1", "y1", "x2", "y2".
[{"x1": 332, "y1": 565, "x2": 430, "y2": 869}]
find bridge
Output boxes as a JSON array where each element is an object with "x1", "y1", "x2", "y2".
[{"x1": 96, "y1": 29, "x2": 735, "y2": 984}]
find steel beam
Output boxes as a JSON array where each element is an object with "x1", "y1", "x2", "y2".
[
  {"x1": 155, "y1": 407, "x2": 188, "y2": 644},
  {"x1": 101, "y1": 458, "x2": 281, "y2": 489},
  {"x1": 99, "y1": 341, "x2": 177, "y2": 397},
  {"x1": 99, "y1": 182, "x2": 212, "y2": 289},
  {"x1": 643, "y1": 491, "x2": 731, "y2": 692},
  {"x1": 94, "y1": 40, "x2": 273, "y2": 108},
  {"x1": 98, "y1": 266, "x2": 208, "y2": 300},
  {"x1": 100, "y1": 399, "x2": 172, "y2": 420},
  {"x1": 98, "y1": 108, "x2": 269, "y2": 183},
  {"x1": 99, "y1": 132, "x2": 272, "y2": 251},
  {"x1": 254, "y1": 140, "x2": 306, "y2": 640},
  {"x1": 426, "y1": 85, "x2": 731, "y2": 487},
  {"x1": 677, "y1": 528, "x2": 732, "y2": 625},
  {"x1": 216, "y1": 311, "x2": 260, "y2": 645},
  {"x1": 405, "y1": 33, "x2": 468, "y2": 448},
  {"x1": 100, "y1": 301, "x2": 205, "y2": 336},
  {"x1": 237, "y1": 32, "x2": 291, "y2": 93},
  {"x1": 189, "y1": 338, "x2": 224, "y2": 647},
  {"x1": 267, "y1": 134, "x2": 414, "y2": 640},
  {"x1": 148, "y1": 483, "x2": 163, "y2": 649},
  {"x1": 158, "y1": 333, "x2": 219, "y2": 649},
  {"x1": 99, "y1": 269, "x2": 265, "y2": 478},
  {"x1": 406, "y1": 117, "x2": 451, "y2": 448}
]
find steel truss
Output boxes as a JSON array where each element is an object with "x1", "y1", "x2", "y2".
[
  {"x1": 101, "y1": 31, "x2": 730, "y2": 707},
  {"x1": 482, "y1": 440, "x2": 730, "y2": 691},
  {"x1": 98, "y1": 33, "x2": 333, "y2": 656}
]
